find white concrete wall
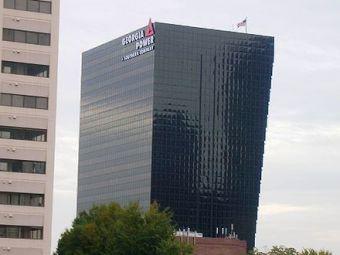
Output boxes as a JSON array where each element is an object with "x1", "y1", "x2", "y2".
[{"x1": 0, "y1": 0, "x2": 59, "y2": 254}]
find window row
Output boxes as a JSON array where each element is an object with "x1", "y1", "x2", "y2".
[
  {"x1": 2, "y1": 61, "x2": 49, "y2": 78},
  {"x1": 0, "y1": 93, "x2": 48, "y2": 110},
  {"x1": 0, "y1": 126, "x2": 47, "y2": 142},
  {"x1": 0, "y1": 192, "x2": 44, "y2": 207},
  {"x1": 3, "y1": 28, "x2": 50, "y2": 46},
  {"x1": 4, "y1": 0, "x2": 51, "y2": 14},
  {"x1": 0, "y1": 225, "x2": 43, "y2": 239},
  {"x1": 0, "y1": 159, "x2": 46, "y2": 174}
]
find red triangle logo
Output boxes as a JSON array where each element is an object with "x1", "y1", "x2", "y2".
[{"x1": 145, "y1": 19, "x2": 155, "y2": 36}]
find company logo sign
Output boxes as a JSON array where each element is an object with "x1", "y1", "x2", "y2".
[{"x1": 122, "y1": 20, "x2": 155, "y2": 62}]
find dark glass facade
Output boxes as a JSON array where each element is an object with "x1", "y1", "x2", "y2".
[
  {"x1": 78, "y1": 28, "x2": 154, "y2": 211},
  {"x1": 78, "y1": 22, "x2": 274, "y2": 249}
]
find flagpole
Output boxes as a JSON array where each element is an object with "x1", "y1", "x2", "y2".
[{"x1": 245, "y1": 17, "x2": 248, "y2": 33}]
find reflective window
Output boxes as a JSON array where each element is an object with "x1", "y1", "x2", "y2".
[
  {"x1": 0, "y1": 225, "x2": 43, "y2": 239},
  {"x1": 26, "y1": 31, "x2": 38, "y2": 44},
  {"x1": 16, "y1": 0, "x2": 27, "y2": 11},
  {"x1": 2, "y1": 61, "x2": 49, "y2": 78},
  {"x1": 0, "y1": 192, "x2": 44, "y2": 207},
  {"x1": 6, "y1": 226, "x2": 19, "y2": 238},
  {"x1": 28, "y1": 63, "x2": 49, "y2": 77},
  {"x1": 36, "y1": 97, "x2": 48, "y2": 109},
  {"x1": 0, "y1": 130, "x2": 10, "y2": 139},
  {"x1": 0, "y1": 126, "x2": 47, "y2": 142},
  {"x1": 0, "y1": 159, "x2": 46, "y2": 174},
  {"x1": 24, "y1": 96, "x2": 36, "y2": 108},
  {"x1": 0, "y1": 193, "x2": 8, "y2": 204},
  {"x1": 10, "y1": 194, "x2": 20, "y2": 205},
  {"x1": 14, "y1": 30, "x2": 26, "y2": 43},
  {"x1": 22, "y1": 161, "x2": 34, "y2": 173},
  {"x1": 34, "y1": 162, "x2": 46, "y2": 174},
  {"x1": 0, "y1": 162, "x2": 8, "y2": 171},
  {"x1": 27, "y1": 0, "x2": 39, "y2": 12},
  {"x1": 12, "y1": 95, "x2": 24, "y2": 107},
  {"x1": 2, "y1": 28, "x2": 14, "y2": 41},
  {"x1": 38, "y1": 33, "x2": 50, "y2": 45},
  {"x1": 3, "y1": 0, "x2": 51, "y2": 14},
  {"x1": 4, "y1": 0, "x2": 15, "y2": 8},
  {"x1": 0, "y1": 93, "x2": 48, "y2": 109},
  {"x1": 3, "y1": 28, "x2": 51, "y2": 46},
  {"x1": 0, "y1": 93, "x2": 11, "y2": 106},
  {"x1": 31, "y1": 195, "x2": 44, "y2": 206},
  {"x1": 39, "y1": 1, "x2": 51, "y2": 13},
  {"x1": 2, "y1": 65, "x2": 11, "y2": 74}
]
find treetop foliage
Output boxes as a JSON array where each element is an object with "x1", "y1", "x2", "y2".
[
  {"x1": 55, "y1": 202, "x2": 193, "y2": 255},
  {"x1": 249, "y1": 246, "x2": 332, "y2": 255}
]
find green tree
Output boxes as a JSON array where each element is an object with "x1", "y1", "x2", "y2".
[
  {"x1": 248, "y1": 248, "x2": 267, "y2": 255},
  {"x1": 300, "y1": 249, "x2": 332, "y2": 255},
  {"x1": 248, "y1": 247, "x2": 332, "y2": 255},
  {"x1": 55, "y1": 202, "x2": 193, "y2": 255},
  {"x1": 268, "y1": 246, "x2": 299, "y2": 255}
]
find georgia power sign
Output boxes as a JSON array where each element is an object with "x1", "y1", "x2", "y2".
[{"x1": 122, "y1": 20, "x2": 155, "y2": 62}]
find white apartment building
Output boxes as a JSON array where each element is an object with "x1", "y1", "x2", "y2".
[{"x1": 0, "y1": 0, "x2": 59, "y2": 254}]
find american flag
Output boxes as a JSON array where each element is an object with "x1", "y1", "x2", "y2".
[{"x1": 237, "y1": 18, "x2": 247, "y2": 28}]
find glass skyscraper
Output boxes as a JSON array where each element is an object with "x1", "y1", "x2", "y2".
[{"x1": 77, "y1": 22, "x2": 274, "y2": 249}]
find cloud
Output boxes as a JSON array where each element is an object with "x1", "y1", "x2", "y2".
[
  {"x1": 53, "y1": 0, "x2": 340, "y2": 254},
  {"x1": 266, "y1": 120, "x2": 340, "y2": 149},
  {"x1": 52, "y1": 129, "x2": 79, "y2": 251},
  {"x1": 259, "y1": 204, "x2": 312, "y2": 216}
]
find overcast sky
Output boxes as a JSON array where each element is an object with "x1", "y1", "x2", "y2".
[{"x1": 52, "y1": 0, "x2": 340, "y2": 253}]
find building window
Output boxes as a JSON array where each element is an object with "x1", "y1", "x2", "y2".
[
  {"x1": 0, "y1": 126, "x2": 47, "y2": 142},
  {"x1": 39, "y1": 33, "x2": 50, "y2": 45},
  {"x1": 12, "y1": 94, "x2": 24, "y2": 107},
  {"x1": 3, "y1": 28, "x2": 14, "y2": 41},
  {"x1": 4, "y1": 0, "x2": 15, "y2": 8},
  {"x1": 0, "y1": 94, "x2": 11, "y2": 106},
  {"x1": 3, "y1": 28, "x2": 51, "y2": 46},
  {"x1": 0, "y1": 225, "x2": 43, "y2": 239},
  {"x1": 26, "y1": 31, "x2": 38, "y2": 44},
  {"x1": 36, "y1": 97, "x2": 48, "y2": 109},
  {"x1": 39, "y1": 1, "x2": 51, "y2": 13},
  {"x1": 0, "y1": 159, "x2": 46, "y2": 174},
  {"x1": 2, "y1": 61, "x2": 49, "y2": 78},
  {"x1": 27, "y1": 0, "x2": 39, "y2": 12},
  {"x1": 4, "y1": 0, "x2": 51, "y2": 14},
  {"x1": 15, "y1": 30, "x2": 26, "y2": 43},
  {"x1": 0, "y1": 93, "x2": 48, "y2": 110},
  {"x1": 24, "y1": 96, "x2": 36, "y2": 108},
  {"x1": 0, "y1": 192, "x2": 44, "y2": 207},
  {"x1": 15, "y1": 0, "x2": 26, "y2": 11}
]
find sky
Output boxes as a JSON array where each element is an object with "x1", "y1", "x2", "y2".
[{"x1": 52, "y1": 0, "x2": 340, "y2": 253}]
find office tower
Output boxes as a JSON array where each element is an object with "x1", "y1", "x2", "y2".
[
  {"x1": 78, "y1": 22, "x2": 274, "y2": 249},
  {"x1": 0, "y1": 0, "x2": 59, "y2": 254}
]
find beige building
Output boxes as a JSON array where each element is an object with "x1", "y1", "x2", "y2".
[{"x1": 0, "y1": 0, "x2": 59, "y2": 254}]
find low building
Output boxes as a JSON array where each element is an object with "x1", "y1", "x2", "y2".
[
  {"x1": 176, "y1": 230, "x2": 247, "y2": 255},
  {"x1": 177, "y1": 236, "x2": 247, "y2": 255}
]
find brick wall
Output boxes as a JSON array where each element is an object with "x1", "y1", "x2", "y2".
[{"x1": 177, "y1": 237, "x2": 247, "y2": 255}]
